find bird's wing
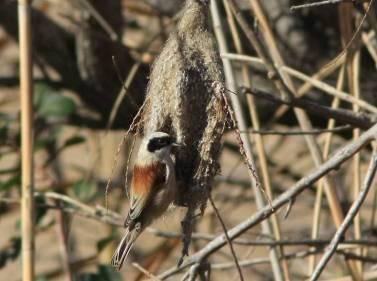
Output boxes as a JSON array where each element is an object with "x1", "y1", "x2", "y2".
[{"x1": 128, "y1": 162, "x2": 167, "y2": 221}]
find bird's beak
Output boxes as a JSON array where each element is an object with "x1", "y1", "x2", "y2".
[{"x1": 172, "y1": 142, "x2": 182, "y2": 147}]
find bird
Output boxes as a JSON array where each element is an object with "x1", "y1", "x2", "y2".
[{"x1": 111, "y1": 131, "x2": 179, "y2": 270}]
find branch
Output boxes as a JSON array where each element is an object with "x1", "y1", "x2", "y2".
[
  {"x1": 157, "y1": 123, "x2": 377, "y2": 280},
  {"x1": 310, "y1": 149, "x2": 377, "y2": 281},
  {"x1": 240, "y1": 87, "x2": 376, "y2": 130},
  {"x1": 208, "y1": 195, "x2": 244, "y2": 281},
  {"x1": 290, "y1": 0, "x2": 370, "y2": 11},
  {"x1": 242, "y1": 125, "x2": 353, "y2": 136}
]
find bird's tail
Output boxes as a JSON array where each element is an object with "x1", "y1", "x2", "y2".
[{"x1": 111, "y1": 227, "x2": 140, "y2": 270}]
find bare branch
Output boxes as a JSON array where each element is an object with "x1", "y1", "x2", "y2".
[
  {"x1": 157, "y1": 123, "x2": 377, "y2": 280},
  {"x1": 310, "y1": 149, "x2": 377, "y2": 281},
  {"x1": 240, "y1": 87, "x2": 376, "y2": 130}
]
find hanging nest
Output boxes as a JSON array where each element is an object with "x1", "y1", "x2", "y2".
[{"x1": 141, "y1": 0, "x2": 226, "y2": 259}]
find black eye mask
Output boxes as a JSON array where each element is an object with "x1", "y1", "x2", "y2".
[{"x1": 147, "y1": 136, "x2": 173, "y2": 152}]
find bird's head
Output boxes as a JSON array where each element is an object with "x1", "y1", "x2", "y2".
[{"x1": 137, "y1": 132, "x2": 179, "y2": 165}]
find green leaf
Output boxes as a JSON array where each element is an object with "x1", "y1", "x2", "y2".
[
  {"x1": 0, "y1": 251, "x2": 6, "y2": 268},
  {"x1": 0, "y1": 125, "x2": 8, "y2": 142},
  {"x1": 97, "y1": 236, "x2": 114, "y2": 253},
  {"x1": 77, "y1": 273, "x2": 98, "y2": 281},
  {"x1": 72, "y1": 180, "x2": 97, "y2": 202},
  {"x1": 77, "y1": 265, "x2": 122, "y2": 281},
  {"x1": 34, "y1": 83, "x2": 50, "y2": 109},
  {"x1": 0, "y1": 174, "x2": 20, "y2": 192},
  {"x1": 0, "y1": 112, "x2": 14, "y2": 122},
  {"x1": 34, "y1": 137, "x2": 55, "y2": 152},
  {"x1": 35, "y1": 197, "x2": 48, "y2": 226},
  {"x1": 38, "y1": 95, "x2": 76, "y2": 118},
  {"x1": 9, "y1": 237, "x2": 21, "y2": 260},
  {"x1": 98, "y1": 265, "x2": 122, "y2": 281},
  {"x1": 62, "y1": 135, "x2": 86, "y2": 148}
]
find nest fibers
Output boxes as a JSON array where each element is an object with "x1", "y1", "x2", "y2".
[{"x1": 142, "y1": 0, "x2": 225, "y2": 212}]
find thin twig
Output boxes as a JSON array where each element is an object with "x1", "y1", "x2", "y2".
[
  {"x1": 290, "y1": 0, "x2": 368, "y2": 11},
  {"x1": 132, "y1": 263, "x2": 162, "y2": 281},
  {"x1": 313, "y1": 0, "x2": 374, "y2": 75},
  {"x1": 104, "y1": 94, "x2": 149, "y2": 209},
  {"x1": 223, "y1": 1, "x2": 291, "y2": 277},
  {"x1": 240, "y1": 87, "x2": 376, "y2": 130},
  {"x1": 221, "y1": 53, "x2": 377, "y2": 114},
  {"x1": 211, "y1": 1, "x2": 283, "y2": 279},
  {"x1": 241, "y1": 125, "x2": 352, "y2": 136},
  {"x1": 208, "y1": 195, "x2": 244, "y2": 281},
  {"x1": 77, "y1": 0, "x2": 118, "y2": 41},
  {"x1": 107, "y1": 60, "x2": 141, "y2": 130},
  {"x1": 157, "y1": 124, "x2": 377, "y2": 280},
  {"x1": 310, "y1": 149, "x2": 377, "y2": 281},
  {"x1": 308, "y1": 64, "x2": 345, "y2": 275}
]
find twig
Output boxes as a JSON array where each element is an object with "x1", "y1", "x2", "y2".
[
  {"x1": 104, "y1": 94, "x2": 149, "y2": 209},
  {"x1": 314, "y1": 0, "x2": 374, "y2": 76},
  {"x1": 223, "y1": 1, "x2": 291, "y2": 277},
  {"x1": 362, "y1": 31, "x2": 377, "y2": 68},
  {"x1": 241, "y1": 87, "x2": 376, "y2": 130},
  {"x1": 211, "y1": 258, "x2": 270, "y2": 270},
  {"x1": 221, "y1": 53, "x2": 377, "y2": 114},
  {"x1": 310, "y1": 149, "x2": 377, "y2": 281},
  {"x1": 290, "y1": 0, "x2": 368, "y2": 11},
  {"x1": 76, "y1": 0, "x2": 118, "y2": 41},
  {"x1": 219, "y1": 89, "x2": 271, "y2": 207},
  {"x1": 351, "y1": 48, "x2": 363, "y2": 274},
  {"x1": 208, "y1": 195, "x2": 244, "y2": 281},
  {"x1": 272, "y1": 52, "x2": 345, "y2": 121},
  {"x1": 322, "y1": 270, "x2": 377, "y2": 281},
  {"x1": 241, "y1": 125, "x2": 352, "y2": 136},
  {"x1": 107, "y1": 60, "x2": 141, "y2": 130},
  {"x1": 157, "y1": 123, "x2": 377, "y2": 280},
  {"x1": 148, "y1": 228, "x2": 377, "y2": 247},
  {"x1": 132, "y1": 263, "x2": 162, "y2": 281},
  {"x1": 308, "y1": 64, "x2": 345, "y2": 275},
  {"x1": 18, "y1": 0, "x2": 35, "y2": 280},
  {"x1": 221, "y1": 5, "x2": 371, "y2": 276},
  {"x1": 210, "y1": 1, "x2": 284, "y2": 280}
]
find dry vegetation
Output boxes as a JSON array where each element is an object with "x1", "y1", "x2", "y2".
[{"x1": 0, "y1": 0, "x2": 377, "y2": 281}]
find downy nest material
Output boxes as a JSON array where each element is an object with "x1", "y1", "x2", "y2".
[{"x1": 142, "y1": 0, "x2": 225, "y2": 211}]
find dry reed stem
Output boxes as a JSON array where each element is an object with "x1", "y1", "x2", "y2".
[
  {"x1": 320, "y1": 0, "x2": 375, "y2": 73},
  {"x1": 77, "y1": 0, "x2": 118, "y2": 41},
  {"x1": 351, "y1": 50, "x2": 363, "y2": 274},
  {"x1": 308, "y1": 65, "x2": 345, "y2": 275},
  {"x1": 132, "y1": 262, "x2": 162, "y2": 281},
  {"x1": 290, "y1": 0, "x2": 369, "y2": 11},
  {"x1": 18, "y1": 0, "x2": 35, "y2": 280},
  {"x1": 211, "y1": 1, "x2": 284, "y2": 280},
  {"x1": 223, "y1": 1, "x2": 291, "y2": 278},
  {"x1": 221, "y1": 53, "x2": 377, "y2": 114},
  {"x1": 310, "y1": 150, "x2": 377, "y2": 281},
  {"x1": 362, "y1": 31, "x2": 377, "y2": 68},
  {"x1": 272, "y1": 53, "x2": 345, "y2": 121},
  {"x1": 229, "y1": 0, "x2": 362, "y2": 278},
  {"x1": 241, "y1": 86, "x2": 375, "y2": 130},
  {"x1": 157, "y1": 123, "x2": 377, "y2": 280},
  {"x1": 322, "y1": 270, "x2": 377, "y2": 281}
]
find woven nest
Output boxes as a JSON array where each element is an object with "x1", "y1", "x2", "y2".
[
  {"x1": 140, "y1": 0, "x2": 225, "y2": 260},
  {"x1": 142, "y1": 0, "x2": 225, "y2": 211}
]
